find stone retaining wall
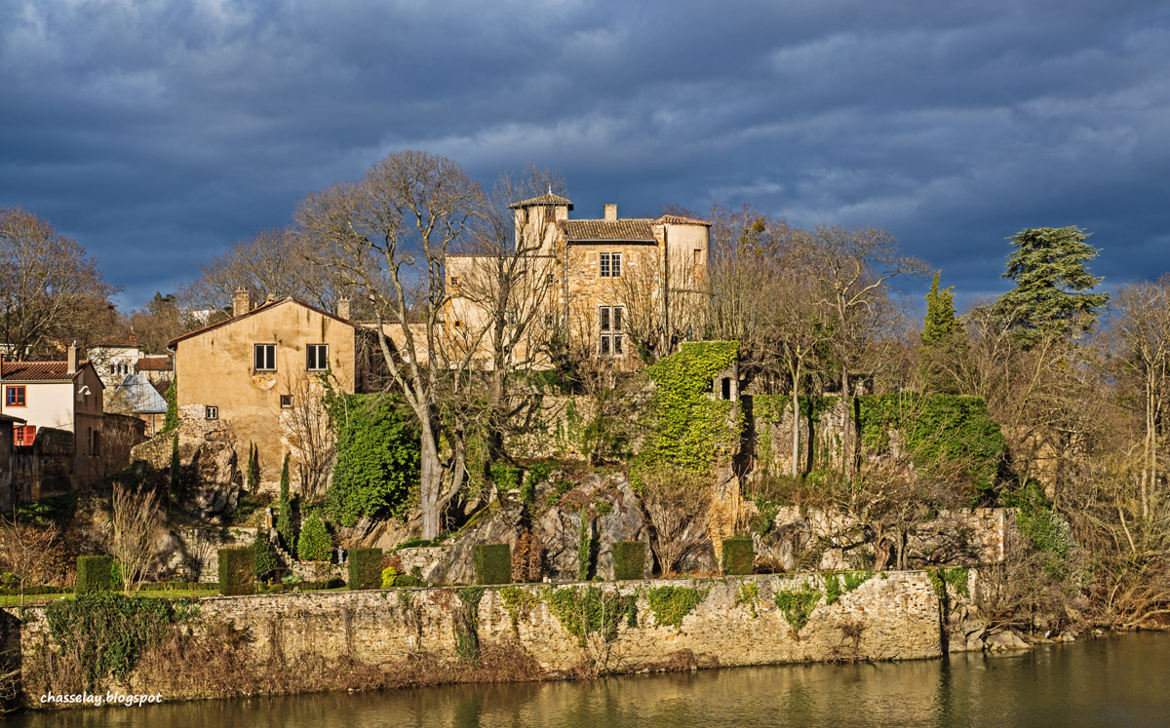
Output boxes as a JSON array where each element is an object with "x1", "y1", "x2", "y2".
[{"x1": 5, "y1": 569, "x2": 979, "y2": 710}]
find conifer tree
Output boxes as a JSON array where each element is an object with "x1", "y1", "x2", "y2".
[
  {"x1": 920, "y1": 272, "x2": 965, "y2": 393},
  {"x1": 276, "y1": 453, "x2": 294, "y2": 550},
  {"x1": 993, "y1": 226, "x2": 1108, "y2": 339},
  {"x1": 297, "y1": 512, "x2": 331, "y2": 562},
  {"x1": 163, "y1": 377, "x2": 178, "y2": 431}
]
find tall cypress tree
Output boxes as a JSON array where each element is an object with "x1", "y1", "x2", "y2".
[
  {"x1": 276, "y1": 453, "x2": 294, "y2": 550},
  {"x1": 994, "y1": 226, "x2": 1108, "y2": 339},
  {"x1": 920, "y1": 272, "x2": 965, "y2": 393}
]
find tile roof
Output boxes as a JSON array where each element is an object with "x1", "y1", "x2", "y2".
[
  {"x1": 558, "y1": 219, "x2": 657, "y2": 242},
  {"x1": 656, "y1": 214, "x2": 712, "y2": 227},
  {"x1": 136, "y1": 357, "x2": 173, "y2": 371},
  {"x1": 508, "y1": 193, "x2": 574, "y2": 210},
  {"x1": 0, "y1": 360, "x2": 88, "y2": 382}
]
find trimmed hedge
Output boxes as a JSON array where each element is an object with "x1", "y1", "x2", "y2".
[
  {"x1": 76, "y1": 555, "x2": 114, "y2": 594},
  {"x1": 218, "y1": 547, "x2": 255, "y2": 595},
  {"x1": 722, "y1": 537, "x2": 753, "y2": 575},
  {"x1": 348, "y1": 548, "x2": 383, "y2": 590},
  {"x1": 611, "y1": 541, "x2": 646, "y2": 580},
  {"x1": 472, "y1": 544, "x2": 511, "y2": 585}
]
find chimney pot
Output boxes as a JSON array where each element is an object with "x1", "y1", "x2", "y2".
[
  {"x1": 67, "y1": 343, "x2": 78, "y2": 375},
  {"x1": 337, "y1": 297, "x2": 351, "y2": 320},
  {"x1": 604, "y1": 203, "x2": 617, "y2": 221},
  {"x1": 233, "y1": 287, "x2": 251, "y2": 317}
]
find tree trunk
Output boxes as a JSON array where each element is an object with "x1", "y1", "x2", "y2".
[
  {"x1": 419, "y1": 421, "x2": 443, "y2": 540},
  {"x1": 840, "y1": 368, "x2": 854, "y2": 480},
  {"x1": 790, "y1": 385, "x2": 801, "y2": 479}
]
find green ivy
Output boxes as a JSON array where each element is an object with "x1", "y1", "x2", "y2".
[
  {"x1": 640, "y1": 341, "x2": 741, "y2": 473},
  {"x1": 842, "y1": 570, "x2": 874, "y2": 593},
  {"x1": 499, "y1": 585, "x2": 541, "y2": 637},
  {"x1": 545, "y1": 586, "x2": 634, "y2": 647},
  {"x1": 821, "y1": 573, "x2": 843, "y2": 605},
  {"x1": 576, "y1": 508, "x2": 595, "y2": 581},
  {"x1": 647, "y1": 585, "x2": 708, "y2": 628},
  {"x1": 736, "y1": 581, "x2": 760, "y2": 617},
  {"x1": 163, "y1": 378, "x2": 178, "y2": 432},
  {"x1": 454, "y1": 586, "x2": 485, "y2": 664},
  {"x1": 45, "y1": 593, "x2": 199, "y2": 690},
  {"x1": 856, "y1": 394, "x2": 1005, "y2": 498},
  {"x1": 325, "y1": 393, "x2": 421, "y2": 527},
  {"x1": 774, "y1": 582, "x2": 822, "y2": 631}
]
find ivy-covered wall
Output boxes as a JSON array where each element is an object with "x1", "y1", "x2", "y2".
[
  {"x1": 640, "y1": 341, "x2": 742, "y2": 473},
  {"x1": 753, "y1": 393, "x2": 1005, "y2": 493}
]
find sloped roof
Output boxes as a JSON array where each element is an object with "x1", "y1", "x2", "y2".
[
  {"x1": 0, "y1": 360, "x2": 92, "y2": 382},
  {"x1": 136, "y1": 357, "x2": 173, "y2": 371},
  {"x1": 107, "y1": 373, "x2": 168, "y2": 415},
  {"x1": 656, "y1": 214, "x2": 712, "y2": 227},
  {"x1": 508, "y1": 193, "x2": 573, "y2": 210},
  {"x1": 558, "y1": 218, "x2": 657, "y2": 243},
  {"x1": 168, "y1": 296, "x2": 355, "y2": 349}
]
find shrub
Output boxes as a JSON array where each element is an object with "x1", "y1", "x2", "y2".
[
  {"x1": 325, "y1": 394, "x2": 421, "y2": 526},
  {"x1": 76, "y1": 555, "x2": 113, "y2": 594},
  {"x1": 380, "y1": 565, "x2": 423, "y2": 588},
  {"x1": 348, "y1": 548, "x2": 382, "y2": 590},
  {"x1": 611, "y1": 541, "x2": 646, "y2": 580},
  {"x1": 297, "y1": 513, "x2": 332, "y2": 562},
  {"x1": 253, "y1": 531, "x2": 278, "y2": 581},
  {"x1": 472, "y1": 543, "x2": 511, "y2": 585},
  {"x1": 218, "y1": 547, "x2": 255, "y2": 595},
  {"x1": 722, "y1": 537, "x2": 753, "y2": 575},
  {"x1": 576, "y1": 509, "x2": 595, "y2": 580}
]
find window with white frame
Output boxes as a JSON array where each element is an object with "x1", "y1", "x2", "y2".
[
  {"x1": 254, "y1": 344, "x2": 276, "y2": 371},
  {"x1": 306, "y1": 344, "x2": 328, "y2": 371},
  {"x1": 599, "y1": 305, "x2": 624, "y2": 357},
  {"x1": 205, "y1": 406, "x2": 219, "y2": 420},
  {"x1": 599, "y1": 252, "x2": 622, "y2": 278}
]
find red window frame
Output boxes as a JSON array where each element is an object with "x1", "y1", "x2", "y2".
[{"x1": 6, "y1": 385, "x2": 26, "y2": 407}]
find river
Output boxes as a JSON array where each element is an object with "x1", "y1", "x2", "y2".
[{"x1": 9, "y1": 633, "x2": 1169, "y2": 727}]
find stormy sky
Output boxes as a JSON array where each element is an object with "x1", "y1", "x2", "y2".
[{"x1": 2, "y1": 0, "x2": 1168, "y2": 311}]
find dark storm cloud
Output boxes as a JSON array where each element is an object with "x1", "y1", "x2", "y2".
[{"x1": 1, "y1": 0, "x2": 1167, "y2": 309}]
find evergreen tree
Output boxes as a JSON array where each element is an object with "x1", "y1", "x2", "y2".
[
  {"x1": 297, "y1": 512, "x2": 331, "y2": 562},
  {"x1": 276, "y1": 453, "x2": 294, "y2": 550},
  {"x1": 994, "y1": 226, "x2": 1108, "y2": 338},
  {"x1": 169, "y1": 434, "x2": 181, "y2": 498},
  {"x1": 245, "y1": 443, "x2": 260, "y2": 494},
  {"x1": 920, "y1": 272, "x2": 965, "y2": 393},
  {"x1": 253, "y1": 529, "x2": 278, "y2": 581},
  {"x1": 163, "y1": 377, "x2": 178, "y2": 431}
]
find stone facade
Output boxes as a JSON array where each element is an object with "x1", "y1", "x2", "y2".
[
  {"x1": 168, "y1": 295, "x2": 357, "y2": 493},
  {"x1": 7, "y1": 570, "x2": 982, "y2": 709}
]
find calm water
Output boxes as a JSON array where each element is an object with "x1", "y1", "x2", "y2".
[{"x1": 10, "y1": 633, "x2": 1170, "y2": 727}]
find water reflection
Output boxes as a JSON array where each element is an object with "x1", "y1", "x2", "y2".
[{"x1": 11, "y1": 634, "x2": 1170, "y2": 728}]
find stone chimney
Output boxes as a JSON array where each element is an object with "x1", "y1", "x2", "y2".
[
  {"x1": 604, "y1": 203, "x2": 617, "y2": 221},
  {"x1": 337, "y1": 297, "x2": 351, "y2": 320},
  {"x1": 67, "y1": 342, "x2": 78, "y2": 374},
  {"x1": 233, "y1": 287, "x2": 250, "y2": 317}
]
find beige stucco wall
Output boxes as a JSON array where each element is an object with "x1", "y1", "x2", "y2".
[{"x1": 174, "y1": 300, "x2": 356, "y2": 490}]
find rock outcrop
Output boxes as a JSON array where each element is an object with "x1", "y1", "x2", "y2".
[{"x1": 130, "y1": 420, "x2": 243, "y2": 521}]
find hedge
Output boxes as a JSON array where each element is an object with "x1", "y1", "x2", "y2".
[
  {"x1": 472, "y1": 544, "x2": 511, "y2": 585},
  {"x1": 76, "y1": 555, "x2": 114, "y2": 594},
  {"x1": 348, "y1": 548, "x2": 383, "y2": 590},
  {"x1": 218, "y1": 547, "x2": 255, "y2": 595},
  {"x1": 722, "y1": 537, "x2": 753, "y2": 575},
  {"x1": 611, "y1": 541, "x2": 646, "y2": 580}
]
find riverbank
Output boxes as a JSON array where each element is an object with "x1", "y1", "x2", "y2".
[{"x1": 2, "y1": 569, "x2": 991, "y2": 712}]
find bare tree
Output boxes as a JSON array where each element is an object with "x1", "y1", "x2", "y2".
[
  {"x1": 110, "y1": 483, "x2": 165, "y2": 594},
  {"x1": 0, "y1": 518, "x2": 63, "y2": 606},
  {"x1": 280, "y1": 374, "x2": 337, "y2": 500},
  {"x1": 1109, "y1": 277, "x2": 1170, "y2": 519},
  {"x1": 297, "y1": 150, "x2": 485, "y2": 539},
  {"x1": 795, "y1": 225, "x2": 928, "y2": 479},
  {"x1": 639, "y1": 468, "x2": 711, "y2": 576},
  {"x1": 0, "y1": 207, "x2": 117, "y2": 358},
  {"x1": 183, "y1": 227, "x2": 341, "y2": 313}
]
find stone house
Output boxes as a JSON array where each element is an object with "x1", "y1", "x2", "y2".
[
  {"x1": 445, "y1": 193, "x2": 711, "y2": 367},
  {"x1": 167, "y1": 291, "x2": 359, "y2": 492}
]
